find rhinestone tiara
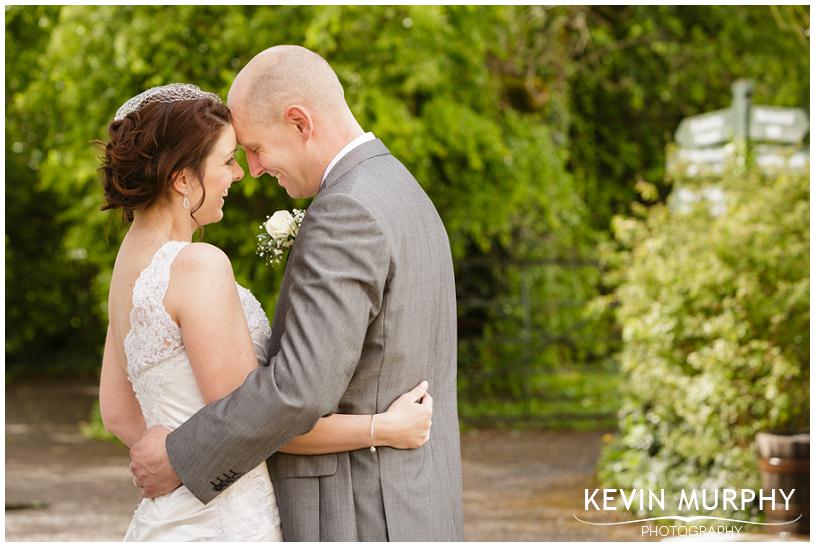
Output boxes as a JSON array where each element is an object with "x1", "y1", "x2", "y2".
[{"x1": 114, "y1": 83, "x2": 221, "y2": 121}]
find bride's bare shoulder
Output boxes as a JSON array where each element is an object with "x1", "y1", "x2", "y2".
[
  {"x1": 173, "y1": 242, "x2": 232, "y2": 272},
  {"x1": 165, "y1": 243, "x2": 238, "y2": 320},
  {"x1": 169, "y1": 242, "x2": 236, "y2": 291}
]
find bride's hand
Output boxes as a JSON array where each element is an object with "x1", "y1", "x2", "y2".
[{"x1": 376, "y1": 381, "x2": 433, "y2": 450}]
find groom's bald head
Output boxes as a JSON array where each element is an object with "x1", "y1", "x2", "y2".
[
  {"x1": 226, "y1": 46, "x2": 364, "y2": 200},
  {"x1": 228, "y1": 45, "x2": 348, "y2": 123}
]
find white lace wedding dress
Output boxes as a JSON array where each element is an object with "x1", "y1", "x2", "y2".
[{"x1": 122, "y1": 241, "x2": 283, "y2": 541}]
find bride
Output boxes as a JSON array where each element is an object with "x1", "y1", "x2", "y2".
[{"x1": 97, "y1": 84, "x2": 433, "y2": 541}]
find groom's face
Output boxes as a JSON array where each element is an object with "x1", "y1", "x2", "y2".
[{"x1": 230, "y1": 106, "x2": 319, "y2": 199}]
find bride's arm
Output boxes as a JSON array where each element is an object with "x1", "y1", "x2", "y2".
[
  {"x1": 279, "y1": 381, "x2": 433, "y2": 455},
  {"x1": 170, "y1": 243, "x2": 433, "y2": 455},
  {"x1": 99, "y1": 325, "x2": 146, "y2": 447},
  {"x1": 169, "y1": 243, "x2": 263, "y2": 404}
]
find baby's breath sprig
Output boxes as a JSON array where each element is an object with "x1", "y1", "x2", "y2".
[{"x1": 256, "y1": 209, "x2": 305, "y2": 267}]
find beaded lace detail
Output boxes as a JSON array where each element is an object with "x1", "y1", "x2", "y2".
[
  {"x1": 124, "y1": 241, "x2": 273, "y2": 425},
  {"x1": 124, "y1": 241, "x2": 188, "y2": 367},
  {"x1": 122, "y1": 240, "x2": 282, "y2": 541},
  {"x1": 237, "y1": 285, "x2": 272, "y2": 342},
  {"x1": 214, "y1": 465, "x2": 282, "y2": 540},
  {"x1": 124, "y1": 241, "x2": 189, "y2": 427}
]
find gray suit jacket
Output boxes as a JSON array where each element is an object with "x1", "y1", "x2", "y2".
[{"x1": 166, "y1": 139, "x2": 464, "y2": 541}]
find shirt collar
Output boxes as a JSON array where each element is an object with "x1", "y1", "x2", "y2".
[{"x1": 321, "y1": 132, "x2": 376, "y2": 189}]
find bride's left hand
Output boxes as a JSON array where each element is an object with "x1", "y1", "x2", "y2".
[{"x1": 375, "y1": 381, "x2": 433, "y2": 450}]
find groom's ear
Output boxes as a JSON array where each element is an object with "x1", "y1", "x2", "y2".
[{"x1": 283, "y1": 105, "x2": 313, "y2": 139}]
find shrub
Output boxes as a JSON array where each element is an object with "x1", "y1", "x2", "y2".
[{"x1": 596, "y1": 166, "x2": 809, "y2": 517}]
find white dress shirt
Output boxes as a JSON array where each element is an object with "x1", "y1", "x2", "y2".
[{"x1": 320, "y1": 132, "x2": 376, "y2": 189}]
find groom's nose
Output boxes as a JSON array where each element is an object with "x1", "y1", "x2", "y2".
[{"x1": 246, "y1": 151, "x2": 264, "y2": 178}]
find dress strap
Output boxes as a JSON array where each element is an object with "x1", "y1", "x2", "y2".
[
  {"x1": 132, "y1": 241, "x2": 190, "y2": 309},
  {"x1": 125, "y1": 241, "x2": 190, "y2": 370}
]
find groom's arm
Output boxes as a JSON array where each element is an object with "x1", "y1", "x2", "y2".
[{"x1": 165, "y1": 192, "x2": 389, "y2": 504}]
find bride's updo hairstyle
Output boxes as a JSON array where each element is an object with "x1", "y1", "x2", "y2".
[{"x1": 99, "y1": 87, "x2": 231, "y2": 222}]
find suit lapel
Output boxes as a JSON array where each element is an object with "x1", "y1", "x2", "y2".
[
  {"x1": 268, "y1": 139, "x2": 391, "y2": 358},
  {"x1": 321, "y1": 139, "x2": 391, "y2": 191}
]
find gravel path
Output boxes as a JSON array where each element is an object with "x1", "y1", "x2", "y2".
[{"x1": 6, "y1": 381, "x2": 643, "y2": 541}]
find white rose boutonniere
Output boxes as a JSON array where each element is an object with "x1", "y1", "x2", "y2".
[
  {"x1": 256, "y1": 208, "x2": 305, "y2": 267},
  {"x1": 264, "y1": 210, "x2": 297, "y2": 239}
]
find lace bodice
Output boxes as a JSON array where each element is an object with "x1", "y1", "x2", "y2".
[
  {"x1": 124, "y1": 241, "x2": 271, "y2": 428},
  {"x1": 122, "y1": 240, "x2": 281, "y2": 541}
]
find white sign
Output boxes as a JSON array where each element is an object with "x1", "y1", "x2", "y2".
[
  {"x1": 750, "y1": 106, "x2": 808, "y2": 143},
  {"x1": 675, "y1": 109, "x2": 733, "y2": 148}
]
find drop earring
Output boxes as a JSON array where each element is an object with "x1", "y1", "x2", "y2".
[{"x1": 182, "y1": 193, "x2": 190, "y2": 210}]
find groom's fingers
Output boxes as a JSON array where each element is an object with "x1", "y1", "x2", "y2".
[{"x1": 129, "y1": 461, "x2": 142, "y2": 481}]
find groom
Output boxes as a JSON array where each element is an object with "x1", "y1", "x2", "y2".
[{"x1": 129, "y1": 45, "x2": 464, "y2": 541}]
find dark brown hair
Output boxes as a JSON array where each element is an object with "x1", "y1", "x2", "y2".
[{"x1": 99, "y1": 96, "x2": 231, "y2": 222}]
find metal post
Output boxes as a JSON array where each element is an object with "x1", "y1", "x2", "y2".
[{"x1": 731, "y1": 79, "x2": 754, "y2": 168}]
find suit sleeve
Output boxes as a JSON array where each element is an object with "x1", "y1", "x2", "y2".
[{"x1": 166, "y1": 192, "x2": 389, "y2": 504}]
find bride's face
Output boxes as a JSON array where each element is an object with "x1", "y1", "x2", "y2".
[{"x1": 188, "y1": 124, "x2": 244, "y2": 226}]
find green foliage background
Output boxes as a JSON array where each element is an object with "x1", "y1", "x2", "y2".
[
  {"x1": 6, "y1": 6, "x2": 595, "y2": 378},
  {"x1": 5, "y1": 3, "x2": 809, "y2": 456},
  {"x1": 596, "y1": 168, "x2": 809, "y2": 517}
]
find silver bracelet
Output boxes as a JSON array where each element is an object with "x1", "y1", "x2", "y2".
[{"x1": 369, "y1": 414, "x2": 377, "y2": 453}]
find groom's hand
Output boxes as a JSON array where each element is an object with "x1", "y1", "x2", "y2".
[{"x1": 130, "y1": 425, "x2": 181, "y2": 498}]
